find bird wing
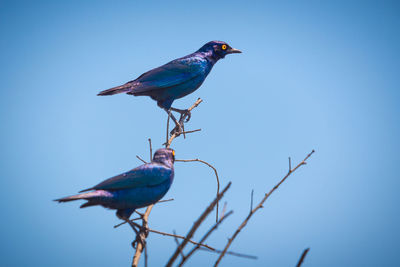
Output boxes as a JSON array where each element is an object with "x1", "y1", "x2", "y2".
[
  {"x1": 131, "y1": 56, "x2": 206, "y2": 94},
  {"x1": 79, "y1": 164, "x2": 172, "y2": 192}
]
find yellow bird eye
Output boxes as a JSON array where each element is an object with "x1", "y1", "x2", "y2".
[
  {"x1": 222, "y1": 44, "x2": 227, "y2": 50},
  {"x1": 172, "y1": 150, "x2": 175, "y2": 156}
]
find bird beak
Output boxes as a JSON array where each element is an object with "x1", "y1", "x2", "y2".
[{"x1": 227, "y1": 48, "x2": 242, "y2": 54}]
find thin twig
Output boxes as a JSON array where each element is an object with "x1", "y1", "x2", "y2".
[
  {"x1": 178, "y1": 210, "x2": 234, "y2": 266},
  {"x1": 165, "y1": 98, "x2": 203, "y2": 148},
  {"x1": 250, "y1": 190, "x2": 254, "y2": 213},
  {"x1": 173, "y1": 230, "x2": 185, "y2": 259},
  {"x1": 148, "y1": 138, "x2": 152, "y2": 162},
  {"x1": 141, "y1": 212, "x2": 256, "y2": 264},
  {"x1": 181, "y1": 129, "x2": 201, "y2": 135},
  {"x1": 166, "y1": 113, "x2": 170, "y2": 145},
  {"x1": 136, "y1": 155, "x2": 147, "y2": 164},
  {"x1": 199, "y1": 247, "x2": 258, "y2": 260},
  {"x1": 114, "y1": 217, "x2": 142, "y2": 229},
  {"x1": 135, "y1": 138, "x2": 153, "y2": 164},
  {"x1": 176, "y1": 158, "x2": 220, "y2": 223},
  {"x1": 214, "y1": 150, "x2": 315, "y2": 266},
  {"x1": 166, "y1": 182, "x2": 232, "y2": 267},
  {"x1": 157, "y1": 198, "x2": 174, "y2": 203},
  {"x1": 296, "y1": 248, "x2": 310, "y2": 267},
  {"x1": 148, "y1": 228, "x2": 214, "y2": 250}
]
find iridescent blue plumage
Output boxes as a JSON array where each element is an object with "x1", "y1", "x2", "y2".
[
  {"x1": 55, "y1": 148, "x2": 175, "y2": 220},
  {"x1": 97, "y1": 41, "x2": 241, "y2": 128}
]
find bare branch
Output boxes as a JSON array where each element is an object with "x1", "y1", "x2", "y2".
[
  {"x1": 136, "y1": 155, "x2": 147, "y2": 164},
  {"x1": 157, "y1": 198, "x2": 174, "y2": 203},
  {"x1": 166, "y1": 113, "x2": 170, "y2": 145},
  {"x1": 173, "y1": 230, "x2": 185, "y2": 259},
  {"x1": 165, "y1": 98, "x2": 203, "y2": 148},
  {"x1": 214, "y1": 150, "x2": 315, "y2": 266},
  {"x1": 148, "y1": 228, "x2": 214, "y2": 250},
  {"x1": 296, "y1": 248, "x2": 310, "y2": 267},
  {"x1": 181, "y1": 129, "x2": 201, "y2": 135},
  {"x1": 166, "y1": 182, "x2": 232, "y2": 267},
  {"x1": 178, "y1": 210, "x2": 234, "y2": 266},
  {"x1": 137, "y1": 210, "x2": 255, "y2": 265},
  {"x1": 114, "y1": 217, "x2": 142, "y2": 229},
  {"x1": 176, "y1": 158, "x2": 220, "y2": 223},
  {"x1": 132, "y1": 205, "x2": 153, "y2": 267},
  {"x1": 130, "y1": 100, "x2": 202, "y2": 265},
  {"x1": 250, "y1": 190, "x2": 254, "y2": 214},
  {"x1": 199, "y1": 247, "x2": 258, "y2": 260},
  {"x1": 155, "y1": 210, "x2": 254, "y2": 264},
  {"x1": 135, "y1": 139, "x2": 152, "y2": 166},
  {"x1": 148, "y1": 138, "x2": 152, "y2": 162}
]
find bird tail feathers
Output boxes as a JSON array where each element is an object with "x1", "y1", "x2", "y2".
[
  {"x1": 54, "y1": 191, "x2": 99, "y2": 204},
  {"x1": 97, "y1": 84, "x2": 132, "y2": 96}
]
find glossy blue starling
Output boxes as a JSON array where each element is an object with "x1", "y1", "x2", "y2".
[
  {"x1": 55, "y1": 148, "x2": 175, "y2": 221},
  {"x1": 97, "y1": 41, "x2": 241, "y2": 130}
]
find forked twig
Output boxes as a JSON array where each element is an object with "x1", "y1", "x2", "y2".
[
  {"x1": 214, "y1": 150, "x2": 315, "y2": 266},
  {"x1": 166, "y1": 182, "x2": 232, "y2": 267},
  {"x1": 130, "y1": 100, "x2": 203, "y2": 265},
  {"x1": 173, "y1": 230, "x2": 185, "y2": 259},
  {"x1": 177, "y1": 210, "x2": 233, "y2": 266},
  {"x1": 147, "y1": 228, "x2": 215, "y2": 250},
  {"x1": 165, "y1": 98, "x2": 203, "y2": 148}
]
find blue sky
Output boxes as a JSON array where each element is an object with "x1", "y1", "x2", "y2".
[{"x1": 1, "y1": 0, "x2": 399, "y2": 266}]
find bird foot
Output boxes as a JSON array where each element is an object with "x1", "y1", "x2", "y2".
[
  {"x1": 127, "y1": 220, "x2": 149, "y2": 248},
  {"x1": 170, "y1": 123, "x2": 183, "y2": 136},
  {"x1": 171, "y1": 107, "x2": 191, "y2": 123},
  {"x1": 126, "y1": 220, "x2": 141, "y2": 234},
  {"x1": 132, "y1": 234, "x2": 147, "y2": 249},
  {"x1": 135, "y1": 211, "x2": 145, "y2": 218},
  {"x1": 179, "y1": 109, "x2": 191, "y2": 123}
]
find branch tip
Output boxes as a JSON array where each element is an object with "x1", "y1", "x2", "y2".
[
  {"x1": 214, "y1": 151, "x2": 315, "y2": 266},
  {"x1": 296, "y1": 247, "x2": 310, "y2": 267},
  {"x1": 136, "y1": 155, "x2": 147, "y2": 164}
]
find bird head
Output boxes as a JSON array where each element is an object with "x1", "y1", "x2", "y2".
[
  {"x1": 198, "y1": 41, "x2": 242, "y2": 60},
  {"x1": 153, "y1": 148, "x2": 175, "y2": 168}
]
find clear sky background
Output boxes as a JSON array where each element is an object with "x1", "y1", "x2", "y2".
[{"x1": 1, "y1": 0, "x2": 399, "y2": 266}]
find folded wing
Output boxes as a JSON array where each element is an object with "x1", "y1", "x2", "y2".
[
  {"x1": 130, "y1": 57, "x2": 205, "y2": 95},
  {"x1": 80, "y1": 164, "x2": 172, "y2": 192}
]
